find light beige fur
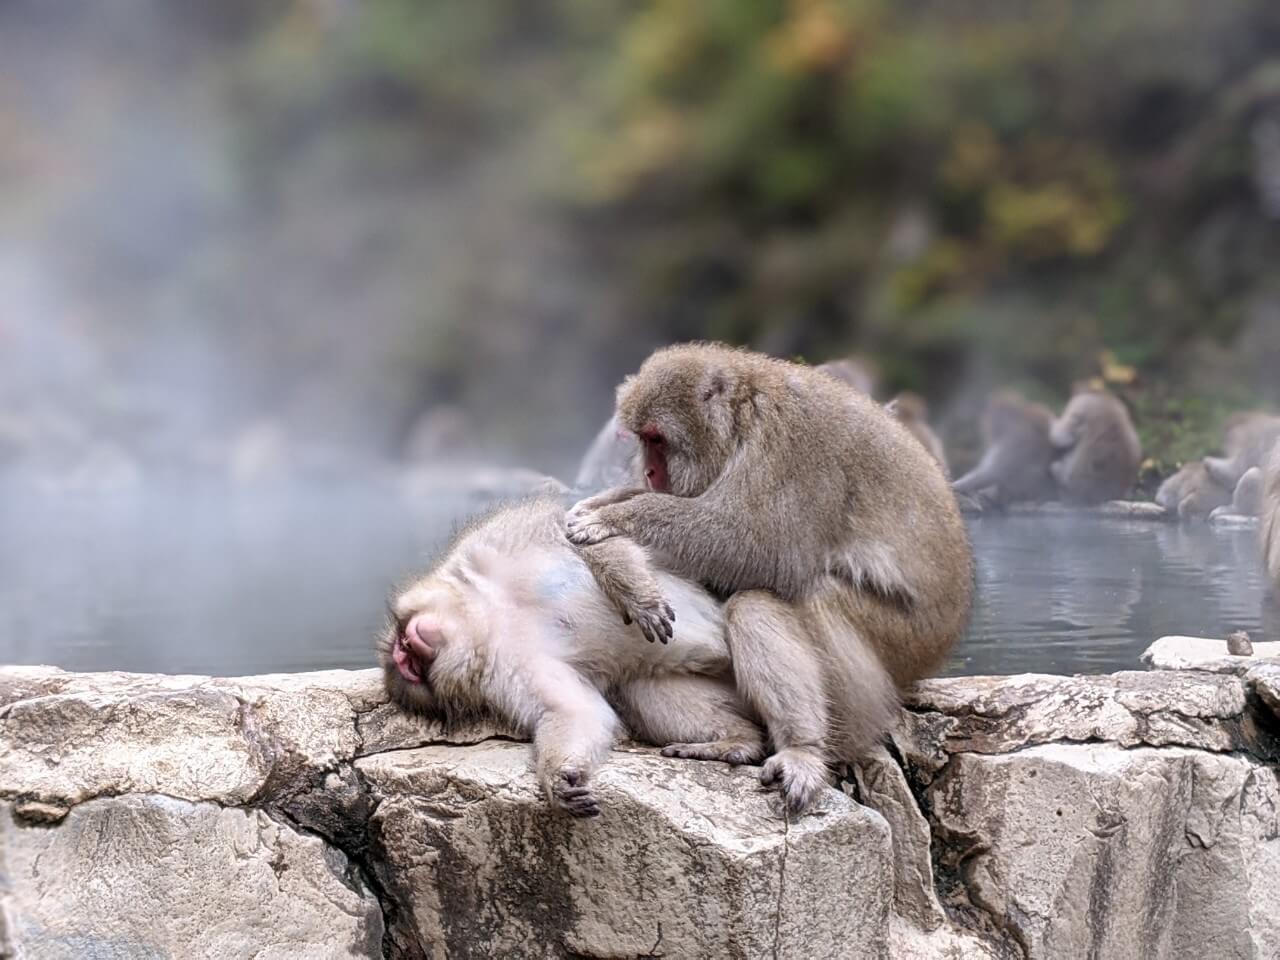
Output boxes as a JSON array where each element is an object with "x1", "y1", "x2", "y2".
[{"x1": 380, "y1": 497, "x2": 764, "y2": 818}]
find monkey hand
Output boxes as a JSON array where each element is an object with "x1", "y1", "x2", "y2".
[
  {"x1": 620, "y1": 592, "x2": 675, "y2": 644},
  {"x1": 544, "y1": 765, "x2": 600, "y2": 818},
  {"x1": 565, "y1": 502, "x2": 624, "y2": 546}
]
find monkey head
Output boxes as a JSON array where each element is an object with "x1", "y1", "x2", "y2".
[
  {"x1": 982, "y1": 391, "x2": 1036, "y2": 441},
  {"x1": 615, "y1": 347, "x2": 744, "y2": 497},
  {"x1": 887, "y1": 391, "x2": 927, "y2": 422},
  {"x1": 377, "y1": 575, "x2": 490, "y2": 722}
]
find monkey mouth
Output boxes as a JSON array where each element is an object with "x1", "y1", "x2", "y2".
[
  {"x1": 639, "y1": 428, "x2": 670, "y2": 492},
  {"x1": 391, "y1": 635, "x2": 423, "y2": 683}
]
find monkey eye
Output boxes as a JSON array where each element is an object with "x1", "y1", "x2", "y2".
[{"x1": 637, "y1": 425, "x2": 664, "y2": 446}]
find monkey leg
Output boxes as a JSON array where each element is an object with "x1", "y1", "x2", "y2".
[
  {"x1": 576, "y1": 538, "x2": 675, "y2": 643},
  {"x1": 723, "y1": 590, "x2": 832, "y2": 815},
  {"x1": 613, "y1": 674, "x2": 765, "y2": 765}
]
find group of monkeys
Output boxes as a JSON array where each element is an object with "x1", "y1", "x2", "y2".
[
  {"x1": 380, "y1": 343, "x2": 972, "y2": 817},
  {"x1": 378, "y1": 342, "x2": 1280, "y2": 819}
]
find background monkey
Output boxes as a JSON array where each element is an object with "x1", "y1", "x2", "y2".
[
  {"x1": 952, "y1": 391, "x2": 1058, "y2": 507},
  {"x1": 815, "y1": 356, "x2": 877, "y2": 395},
  {"x1": 1048, "y1": 386, "x2": 1142, "y2": 504},
  {"x1": 380, "y1": 497, "x2": 764, "y2": 818},
  {"x1": 1205, "y1": 412, "x2": 1280, "y2": 502},
  {"x1": 886, "y1": 391, "x2": 949, "y2": 476},
  {"x1": 1155, "y1": 460, "x2": 1233, "y2": 520},
  {"x1": 1263, "y1": 442, "x2": 1280, "y2": 588},
  {"x1": 566, "y1": 343, "x2": 972, "y2": 813}
]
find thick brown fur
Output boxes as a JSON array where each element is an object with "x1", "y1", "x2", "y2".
[
  {"x1": 887, "y1": 392, "x2": 949, "y2": 477},
  {"x1": 565, "y1": 343, "x2": 973, "y2": 813},
  {"x1": 952, "y1": 391, "x2": 1057, "y2": 506},
  {"x1": 1205, "y1": 412, "x2": 1280, "y2": 491},
  {"x1": 1048, "y1": 387, "x2": 1142, "y2": 504},
  {"x1": 379, "y1": 497, "x2": 764, "y2": 818},
  {"x1": 1263, "y1": 442, "x2": 1280, "y2": 589},
  {"x1": 1155, "y1": 460, "x2": 1233, "y2": 520}
]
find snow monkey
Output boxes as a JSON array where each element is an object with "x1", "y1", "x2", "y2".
[
  {"x1": 566, "y1": 343, "x2": 973, "y2": 814},
  {"x1": 1205, "y1": 412, "x2": 1280, "y2": 511},
  {"x1": 1263, "y1": 441, "x2": 1280, "y2": 589},
  {"x1": 1048, "y1": 386, "x2": 1142, "y2": 505},
  {"x1": 886, "y1": 391, "x2": 949, "y2": 477},
  {"x1": 1155, "y1": 460, "x2": 1234, "y2": 520},
  {"x1": 952, "y1": 391, "x2": 1058, "y2": 507},
  {"x1": 379, "y1": 497, "x2": 764, "y2": 818}
]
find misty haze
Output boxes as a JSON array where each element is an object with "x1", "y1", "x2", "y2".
[{"x1": 3, "y1": 0, "x2": 1280, "y2": 678}]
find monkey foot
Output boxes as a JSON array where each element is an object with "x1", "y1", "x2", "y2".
[
  {"x1": 622, "y1": 597, "x2": 675, "y2": 644},
  {"x1": 759, "y1": 748, "x2": 830, "y2": 815},
  {"x1": 661, "y1": 739, "x2": 764, "y2": 765},
  {"x1": 547, "y1": 768, "x2": 600, "y2": 818}
]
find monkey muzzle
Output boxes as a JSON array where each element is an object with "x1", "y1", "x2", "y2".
[
  {"x1": 392, "y1": 614, "x2": 441, "y2": 684},
  {"x1": 638, "y1": 426, "x2": 671, "y2": 492}
]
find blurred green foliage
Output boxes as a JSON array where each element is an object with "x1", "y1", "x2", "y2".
[{"x1": 223, "y1": 0, "x2": 1280, "y2": 464}]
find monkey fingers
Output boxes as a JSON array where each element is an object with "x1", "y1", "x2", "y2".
[
  {"x1": 549, "y1": 769, "x2": 601, "y2": 818},
  {"x1": 625, "y1": 598, "x2": 675, "y2": 644},
  {"x1": 564, "y1": 507, "x2": 623, "y2": 546},
  {"x1": 661, "y1": 739, "x2": 763, "y2": 765}
]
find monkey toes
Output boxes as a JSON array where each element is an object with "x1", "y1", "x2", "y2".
[
  {"x1": 759, "y1": 749, "x2": 830, "y2": 816},
  {"x1": 548, "y1": 767, "x2": 600, "y2": 818},
  {"x1": 661, "y1": 738, "x2": 764, "y2": 765}
]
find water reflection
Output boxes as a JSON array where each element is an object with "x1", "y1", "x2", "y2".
[
  {"x1": 950, "y1": 514, "x2": 1276, "y2": 676},
  {"x1": 0, "y1": 487, "x2": 1274, "y2": 677}
]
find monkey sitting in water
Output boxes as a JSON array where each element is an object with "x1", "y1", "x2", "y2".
[
  {"x1": 379, "y1": 497, "x2": 764, "y2": 818},
  {"x1": 1048, "y1": 385, "x2": 1142, "y2": 505},
  {"x1": 952, "y1": 391, "x2": 1057, "y2": 507},
  {"x1": 1155, "y1": 460, "x2": 1233, "y2": 520}
]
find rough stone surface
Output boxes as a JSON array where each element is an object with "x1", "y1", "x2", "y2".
[
  {"x1": 1, "y1": 795, "x2": 383, "y2": 959},
  {"x1": 1142, "y1": 635, "x2": 1280, "y2": 674},
  {"x1": 960, "y1": 500, "x2": 1174, "y2": 521},
  {"x1": 2, "y1": 662, "x2": 1278, "y2": 959},
  {"x1": 927, "y1": 744, "x2": 1280, "y2": 960}
]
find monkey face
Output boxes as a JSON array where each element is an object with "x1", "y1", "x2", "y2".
[
  {"x1": 378, "y1": 578, "x2": 488, "y2": 720},
  {"x1": 617, "y1": 352, "x2": 739, "y2": 498}
]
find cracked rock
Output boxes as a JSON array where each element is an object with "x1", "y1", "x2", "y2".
[
  {"x1": 928, "y1": 743, "x2": 1280, "y2": 960},
  {"x1": 1, "y1": 795, "x2": 383, "y2": 959}
]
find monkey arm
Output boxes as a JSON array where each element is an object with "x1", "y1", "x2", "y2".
[
  {"x1": 569, "y1": 489, "x2": 818, "y2": 600},
  {"x1": 1048, "y1": 418, "x2": 1078, "y2": 450},
  {"x1": 575, "y1": 538, "x2": 675, "y2": 643},
  {"x1": 521, "y1": 659, "x2": 620, "y2": 818},
  {"x1": 952, "y1": 450, "x2": 1004, "y2": 495}
]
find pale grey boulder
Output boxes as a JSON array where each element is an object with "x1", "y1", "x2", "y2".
[
  {"x1": 359, "y1": 741, "x2": 893, "y2": 960},
  {"x1": 926, "y1": 743, "x2": 1280, "y2": 960},
  {"x1": 1, "y1": 795, "x2": 383, "y2": 960},
  {"x1": 2, "y1": 662, "x2": 1278, "y2": 959}
]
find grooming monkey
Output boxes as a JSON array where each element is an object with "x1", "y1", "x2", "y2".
[
  {"x1": 1048, "y1": 386, "x2": 1142, "y2": 504},
  {"x1": 952, "y1": 391, "x2": 1058, "y2": 507},
  {"x1": 380, "y1": 498, "x2": 763, "y2": 818},
  {"x1": 886, "y1": 392, "x2": 949, "y2": 476},
  {"x1": 566, "y1": 343, "x2": 972, "y2": 813}
]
